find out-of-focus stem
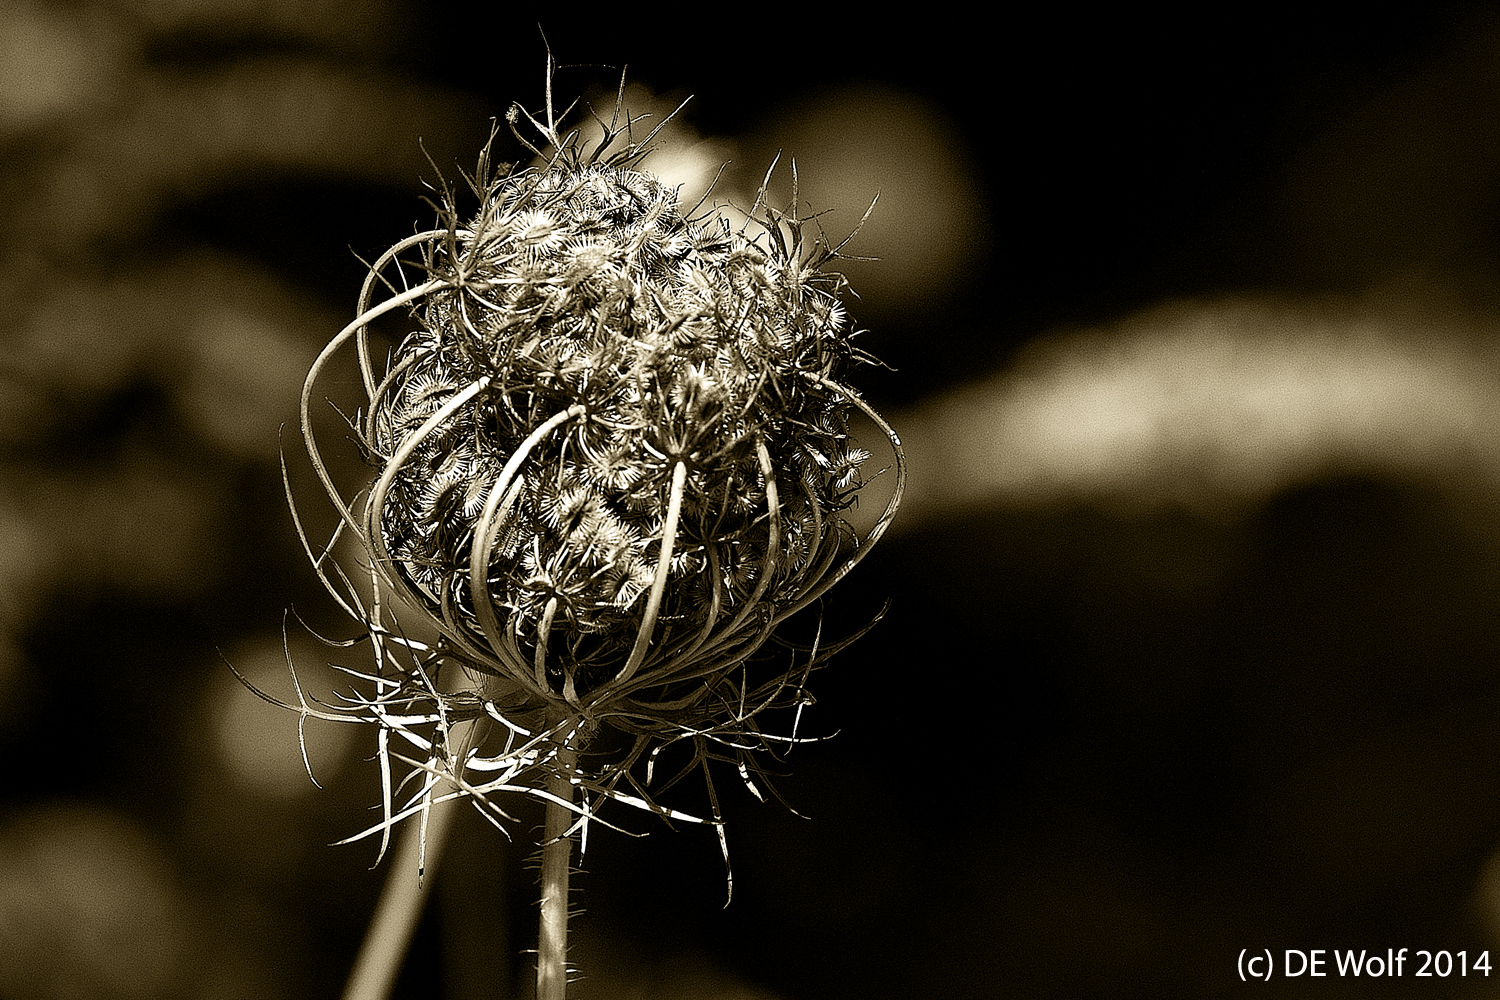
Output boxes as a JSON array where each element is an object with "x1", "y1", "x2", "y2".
[{"x1": 341, "y1": 714, "x2": 487, "y2": 1000}]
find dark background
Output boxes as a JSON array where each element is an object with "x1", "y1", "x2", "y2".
[{"x1": 6, "y1": 3, "x2": 1500, "y2": 998}]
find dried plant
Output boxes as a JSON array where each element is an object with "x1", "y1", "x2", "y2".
[{"x1": 263, "y1": 59, "x2": 904, "y2": 999}]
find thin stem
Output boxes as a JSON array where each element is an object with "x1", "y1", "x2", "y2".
[
  {"x1": 470, "y1": 404, "x2": 588, "y2": 673},
  {"x1": 537, "y1": 722, "x2": 579, "y2": 1000},
  {"x1": 609, "y1": 459, "x2": 687, "y2": 690}
]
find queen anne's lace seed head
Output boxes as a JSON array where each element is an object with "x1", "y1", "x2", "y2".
[{"x1": 281, "y1": 78, "x2": 904, "y2": 857}]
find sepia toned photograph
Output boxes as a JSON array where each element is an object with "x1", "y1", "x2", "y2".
[{"x1": 4, "y1": 3, "x2": 1500, "y2": 998}]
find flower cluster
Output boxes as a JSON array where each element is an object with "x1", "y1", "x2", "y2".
[{"x1": 280, "y1": 86, "x2": 904, "y2": 855}]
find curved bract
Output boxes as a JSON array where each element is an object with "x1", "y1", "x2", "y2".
[{"x1": 285, "y1": 89, "x2": 904, "y2": 853}]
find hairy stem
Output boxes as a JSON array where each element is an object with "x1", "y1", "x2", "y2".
[{"x1": 537, "y1": 724, "x2": 579, "y2": 1000}]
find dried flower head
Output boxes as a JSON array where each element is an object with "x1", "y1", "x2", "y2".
[{"x1": 274, "y1": 74, "x2": 904, "y2": 866}]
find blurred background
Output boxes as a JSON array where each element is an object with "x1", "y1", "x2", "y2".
[{"x1": 8, "y1": 2, "x2": 1500, "y2": 997}]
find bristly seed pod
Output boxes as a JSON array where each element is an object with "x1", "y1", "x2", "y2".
[{"x1": 278, "y1": 72, "x2": 905, "y2": 864}]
